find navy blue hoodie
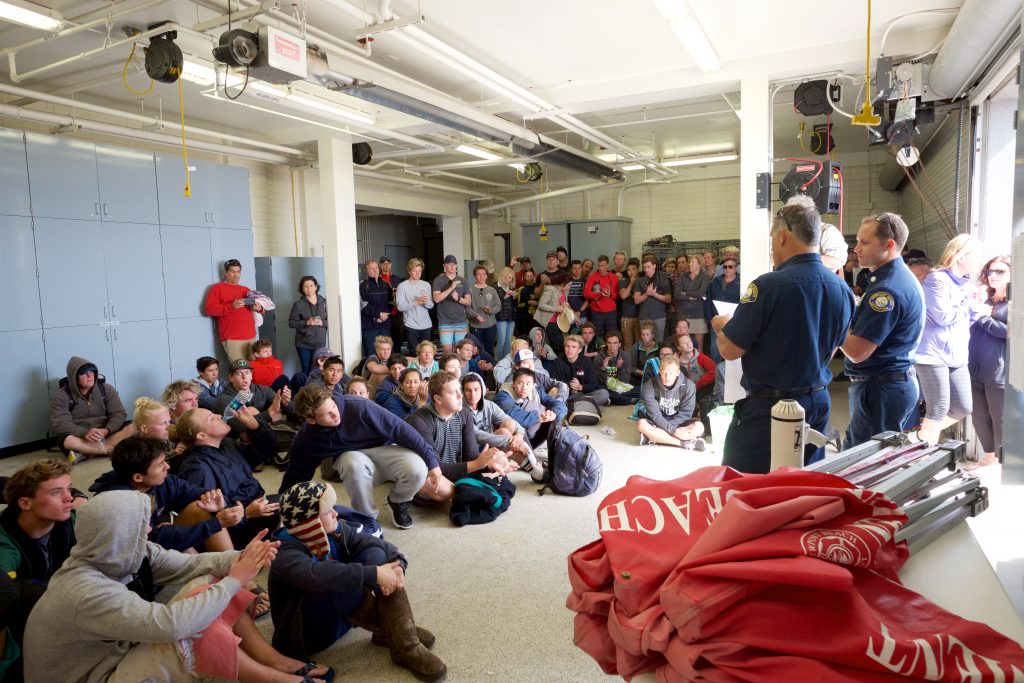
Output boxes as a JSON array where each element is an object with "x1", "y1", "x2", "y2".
[{"x1": 280, "y1": 396, "x2": 440, "y2": 492}]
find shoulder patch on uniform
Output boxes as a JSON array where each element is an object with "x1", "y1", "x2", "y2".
[
  {"x1": 740, "y1": 282, "x2": 758, "y2": 303},
  {"x1": 868, "y1": 291, "x2": 895, "y2": 313}
]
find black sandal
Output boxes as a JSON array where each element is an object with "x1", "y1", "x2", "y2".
[{"x1": 294, "y1": 662, "x2": 335, "y2": 683}]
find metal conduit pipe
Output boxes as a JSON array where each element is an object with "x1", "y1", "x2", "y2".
[
  {"x1": 354, "y1": 168, "x2": 496, "y2": 198},
  {"x1": 0, "y1": 102, "x2": 297, "y2": 164},
  {"x1": 0, "y1": 82, "x2": 308, "y2": 156},
  {"x1": 929, "y1": 0, "x2": 1021, "y2": 98},
  {"x1": 478, "y1": 181, "x2": 612, "y2": 215}
]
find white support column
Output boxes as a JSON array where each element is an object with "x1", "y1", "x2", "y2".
[
  {"x1": 442, "y1": 215, "x2": 468, "y2": 265},
  {"x1": 739, "y1": 76, "x2": 772, "y2": 288},
  {"x1": 318, "y1": 136, "x2": 362, "y2": 369}
]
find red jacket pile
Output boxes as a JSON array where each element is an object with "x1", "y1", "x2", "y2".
[{"x1": 567, "y1": 466, "x2": 1024, "y2": 681}]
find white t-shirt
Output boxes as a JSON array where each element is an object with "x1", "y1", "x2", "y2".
[{"x1": 819, "y1": 223, "x2": 846, "y2": 272}]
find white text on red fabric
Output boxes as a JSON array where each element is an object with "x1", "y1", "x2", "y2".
[
  {"x1": 598, "y1": 487, "x2": 738, "y2": 534},
  {"x1": 867, "y1": 622, "x2": 1024, "y2": 681}
]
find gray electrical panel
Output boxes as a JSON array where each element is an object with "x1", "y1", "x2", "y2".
[{"x1": 519, "y1": 217, "x2": 631, "y2": 265}]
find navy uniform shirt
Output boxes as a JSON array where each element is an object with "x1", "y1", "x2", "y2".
[
  {"x1": 723, "y1": 252, "x2": 855, "y2": 392},
  {"x1": 845, "y1": 258, "x2": 924, "y2": 376},
  {"x1": 635, "y1": 270, "x2": 671, "y2": 320}
]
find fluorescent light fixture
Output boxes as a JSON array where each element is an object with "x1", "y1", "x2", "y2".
[
  {"x1": 286, "y1": 92, "x2": 376, "y2": 125},
  {"x1": 456, "y1": 144, "x2": 503, "y2": 161},
  {"x1": 650, "y1": 0, "x2": 720, "y2": 72},
  {"x1": 0, "y1": 0, "x2": 63, "y2": 31},
  {"x1": 620, "y1": 152, "x2": 737, "y2": 171},
  {"x1": 181, "y1": 60, "x2": 244, "y2": 88}
]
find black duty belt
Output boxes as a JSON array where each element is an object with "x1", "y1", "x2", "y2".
[
  {"x1": 848, "y1": 370, "x2": 915, "y2": 384},
  {"x1": 750, "y1": 386, "x2": 827, "y2": 399}
]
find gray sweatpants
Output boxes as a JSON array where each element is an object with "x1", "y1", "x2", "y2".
[{"x1": 333, "y1": 445, "x2": 428, "y2": 517}]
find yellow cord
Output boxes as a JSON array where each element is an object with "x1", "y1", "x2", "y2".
[
  {"x1": 121, "y1": 43, "x2": 154, "y2": 97},
  {"x1": 852, "y1": 0, "x2": 882, "y2": 126},
  {"x1": 173, "y1": 69, "x2": 191, "y2": 197}
]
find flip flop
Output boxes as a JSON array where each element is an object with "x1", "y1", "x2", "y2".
[
  {"x1": 294, "y1": 662, "x2": 335, "y2": 683},
  {"x1": 250, "y1": 584, "x2": 272, "y2": 620}
]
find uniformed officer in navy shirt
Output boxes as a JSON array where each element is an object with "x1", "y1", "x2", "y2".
[
  {"x1": 711, "y1": 195, "x2": 855, "y2": 473},
  {"x1": 840, "y1": 213, "x2": 925, "y2": 447}
]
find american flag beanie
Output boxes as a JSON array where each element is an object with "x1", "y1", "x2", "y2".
[{"x1": 280, "y1": 481, "x2": 337, "y2": 559}]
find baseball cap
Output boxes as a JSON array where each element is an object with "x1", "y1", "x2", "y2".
[
  {"x1": 76, "y1": 363, "x2": 98, "y2": 377},
  {"x1": 513, "y1": 349, "x2": 535, "y2": 364},
  {"x1": 229, "y1": 359, "x2": 252, "y2": 374},
  {"x1": 519, "y1": 256, "x2": 531, "y2": 263},
  {"x1": 443, "y1": 254, "x2": 458, "y2": 264},
  {"x1": 546, "y1": 250, "x2": 558, "y2": 258},
  {"x1": 379, "y1": 255, "x2": 392, "y2": 263},
  {"x1": 313, "y1": 347, "x2": 335, "y2": 361}
]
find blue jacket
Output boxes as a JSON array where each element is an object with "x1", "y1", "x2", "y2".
[
  {"x1": 374, "y1": 376, "x2": 398, "y2": 405},
  {"x1": 494, "y1": 388, "x2": 567, "y2": 436},
  {"x1": 280, "y1": 396, "x2": 440, "y2": 492},
  {"x1": 359, "y1": 276, "x2": 392, "y2": 329},
  {"x1": 382, "y1": 391, "x2": 420, "y2": 419},
  {"x1": 177, "y1": 439, "x2": 266, "y2": 507},
  {"x1": 968, "y1": 298, "x2": 1008, "y2": 386},
  {"x1": 704, "y1": 275, "x2": 741, "y2": 319},
  {"x1": 89, "y1": 471, "x2": 220, "y2": 552}
]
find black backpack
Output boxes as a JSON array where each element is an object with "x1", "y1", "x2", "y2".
[
  {"x1": 566, "y1": 396, "x2": 601, "y2": 426},
  {"x1": 539, "y1": 423, "x2": 603, "y2": 497}
]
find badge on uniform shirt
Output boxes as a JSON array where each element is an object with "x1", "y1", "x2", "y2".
[
  {"x1": 868, "y1": 291, "x2": 895, "y2": 313},
  {"x1": 740, "y1": 283, "x2": 758, "y2": 303}
]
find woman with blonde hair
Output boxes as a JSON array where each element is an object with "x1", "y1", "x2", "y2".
[
  {"x1": 133, "y1": 396, "x2": 169, "y2": 440},
  {"x1": 967, "y1": 254, "x2": 1010, "y2": 468},
  {"x1": 494, "y1": 266, "x2": 518, "y2": 359},
  {"x1": 915, "y1": 234, "x2": 988, "y2": 444}
]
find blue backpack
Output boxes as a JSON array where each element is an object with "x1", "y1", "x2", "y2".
[{"x1": 539, "y1": 423, "x2": 603, "y2": 497}]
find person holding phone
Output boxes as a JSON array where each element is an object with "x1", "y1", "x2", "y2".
[
  {"x1": 288, "y1": 276, "x2": 328, "y2": 375},
  {"x1": 204, "y1": 258, "x2": 262, "y2": 363}
]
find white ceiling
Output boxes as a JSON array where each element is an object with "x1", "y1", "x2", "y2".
[{"x1": 0, "y1": 0, "x2": 963, "y2": 195}]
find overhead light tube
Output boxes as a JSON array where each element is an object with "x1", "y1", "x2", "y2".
[
  {"x1": 0, "y1": 0, "x2": 63, "y2": 31},
  {"x1": 620, "y1": 152, "x2": 737, "y2": 171},
  {"x1": 651, "y1": 0, "x2": 720, "y2": 72},
  {"x1": 456, "y1": 144, "x2": 503, "y2": 161}
]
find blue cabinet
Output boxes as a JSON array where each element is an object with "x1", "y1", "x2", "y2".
[
  {"x1": 24, "y1": 133, "x2": 101, "y2": 221},
  {"x1": 161, "y1": 226, "x2": 214, "y2": 319},
  {"x1": 96, "y1": 147, "x2": 159, "y2": 224},
  {"x1": 156, "y1": 155, "x2": 218, "y2": 227},
  {"x1": 35, "y1": 219, "x2": 109, "y2": 328},
  {"x1": 214, "y1": 164, "x2": 253, "y2": 230},
  {"x1": 102, "y1": 222, "x2": 165, "y2": 322},
  {"x1": 112, "y1": 319, "x2": 171, "y2": 409},
  {"x1": 168, "y1": 316, "x2": 218, "y2": 379},
  {"x1": 210, "y1": 227, "x2": 255, "y2": 278},
  {"x1": 0, "y1": 128, "x2": 30, "y2": 217},
  {"x1": 0, "y1": 216, "x2": 42, "y2": 332},
  {"x1": 0, "y1": 330, "x2": 49, "y2": 444}
]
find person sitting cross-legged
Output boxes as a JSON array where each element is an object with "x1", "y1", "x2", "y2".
[
  {"x1": 553, "y1": 334, "x2": 611, "y2": 407},
  {"x1": 461, "y1": 372, "x2": 544, "y2": 481},
  {"x1": 495, "y1": 367, "x2": 566, "y2": 449},
  {"x1": 281, "y1": 386, "x2": 442, "y2": 530},
  {"x1": 195, "y1": 356, "x2": 227, "y2": 411},
  {"x1": 24, "y1": 490, "x2": 334, "y2": 683},
  {"x1": 637, "y1": 354, "x2": 706, "y2": 450},
  {"x1": 250, "y1": 339, "x2": 289, "y2": 390},
  {"x1": 269, "y1": 482, "x2": 445, "y2": 682},
  {"x1": 374, "y1": 355, "x2": 407, "y2": 406},
  {"x1": 406, "y1": 372, "x2": 518, "y2": 504},
  {"x1": 382, "y1": 368, "x2": 427, "y2": 419},
  {"x1": 49, "y1": 356, "x2": 134, "y2": 464},
  {"x1": 215, "y1": 359, "x2": 292, "y2": 447}
]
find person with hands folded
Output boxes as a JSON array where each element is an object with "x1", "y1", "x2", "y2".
[
  {"x1": 269, "y1": 482, "x2": 445, "y2": 682},
  {"x1": 24, "y1": 489, "x2": 335, "y2": 683}
]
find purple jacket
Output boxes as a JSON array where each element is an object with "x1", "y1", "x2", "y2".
[{"x1": 916, "y1": 269, "x2": 980, "y2": 367}]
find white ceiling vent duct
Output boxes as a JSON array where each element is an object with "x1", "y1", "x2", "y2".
[{"x1": 928, "y1": 0, "x2": 1021, "y2": 99}]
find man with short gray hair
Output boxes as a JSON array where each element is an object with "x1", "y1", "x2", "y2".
[
  {"x1": 711, "y1": 194, "x2": 854, "y2": 473},
  {"x1": 359, "y1": 259, "x2": 393, "y2": 357}
]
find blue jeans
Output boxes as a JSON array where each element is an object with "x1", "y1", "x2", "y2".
[
  {"x1": 301, "y1": 545, "x2": 387, "y2": 654},
  {"x1": 722, "y1": 389, "x2": 831, "y2": 474},
  {"x1": 473, "y1": 325, "x2": 497, "y2": 358},
  {"x1": 494, "y1": 321, "x2": 514, "y2": 360},
  {"x1": 845, "y1": 376, "x2": 919, "y2": 448},
  {"x1": 296, "y1": 346, "x2": 314, "y2": 375}
]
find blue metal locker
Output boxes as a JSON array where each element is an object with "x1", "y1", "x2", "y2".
[
  {"x1": 0, "y1": 216, "x2": 42, "y2": 332},
  {"x1": 95, "y1": 146, "x2": 159, "y2": 224},
  {"x1": 101, "y1": 222, "x2": 166, "y2": 322},
  {"x1": 35, "y1": 219, "x2": 109, "y2": 328},
  {"x1": 0, "y1": 329, "x2": 50, "y2": 445},
  {"x1": 0, "y1": 128, "x2": 30, "y2": 217},
  {"x1": 24, "y1": 133, "x2": 101, "y2": 221},
  {"x1": 161, "y1": 225, "x2": 214, "y2": 319}
]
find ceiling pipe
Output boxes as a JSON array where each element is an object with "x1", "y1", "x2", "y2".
[
  {"x1": 0, "y1": 82, "x2": 309, "y2": 157},
  {"x1": 478, "y1": 181, "x2": 613, "y2": 215},
  {"x1": 929, "y1": 0, "x2": 1021, "y2": 98},
  {"x1": 354, "y1": 168, "x2": 496, "y2": 198},
  {"x1": 0, "y1": 102, "x2": 297, "y2": 164}
]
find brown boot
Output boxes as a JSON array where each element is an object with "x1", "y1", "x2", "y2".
[
  {"x1": 347, "y1": 590, "x2": 436, "y2": 649},
  {"x1": 377, "y1": 589, "x2": 446, "y2": 681}
]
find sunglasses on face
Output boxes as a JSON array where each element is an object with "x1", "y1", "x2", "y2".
[
  {"x1": 987, "y1": 269, "x2": 1009, "y2": 277},
  {"x1": 722, "y1": 264, "x2": 736, "y2": 269}
]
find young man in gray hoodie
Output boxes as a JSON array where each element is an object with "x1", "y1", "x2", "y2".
[
  {"x1": 637, "y1": 354, "x2": 706, "y2": 450},
  {"x1": 24, "y1": 490, "x2": 333, "y2": 683},
  {"x1": 48, "y1": 356, "x2": 131, "y2": 463}
]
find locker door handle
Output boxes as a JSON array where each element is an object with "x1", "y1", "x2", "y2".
[
  {"x1": 203, "y1": 211, "x2": 210, "y2": 223},
  {"x1": 94, "y1": 202, "x2": 100, "y2": 216},
  {"x1": 103, "y1": 305, "x2": 108, "y2": 319},
  {"x1": 102, "y1": 203, "x2": 110, "y2": 217},
  {"x1": 105, "y1": 328, "x2": 110, "y2": 341},
  {"x1": 113, "y1": 329, "x2": 118, "y2": 341},
  {"x1": 111, "y1": 305, "x2": 117, "y2": 319},
  {"x1": 209, "y1": 211, "x2": 215, "y2": 224}
]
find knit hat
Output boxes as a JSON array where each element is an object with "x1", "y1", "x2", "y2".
[{"x1": 280, "y1": 482, "x2": 338, "y2": 558}]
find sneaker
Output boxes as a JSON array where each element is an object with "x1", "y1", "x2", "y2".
[
  {"x1": 411, "y1": 494, "x2": 434, "y2": 508},
  {"x1": 387, "y1": 497, "x2": 414, "y2": 529},
  {"x1": 530, "y1": 463, "x2": 545, "y2": 482},
  {"x1": 533, "y1": 444, "x2": 548, "y2": 462},
  {"x1": 680, "y1": 437, "x2": 707, "y2": 451},
  {"x1": 639, "y1": 433, "x2": 653, "y2": 446},
  {"x1": 67, "y1": 450, "x2": 86, "y2": 466}
]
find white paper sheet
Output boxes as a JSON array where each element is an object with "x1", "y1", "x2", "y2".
[{"x1": 713, "y1": 300, "x2": 738, "y2": 317}]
